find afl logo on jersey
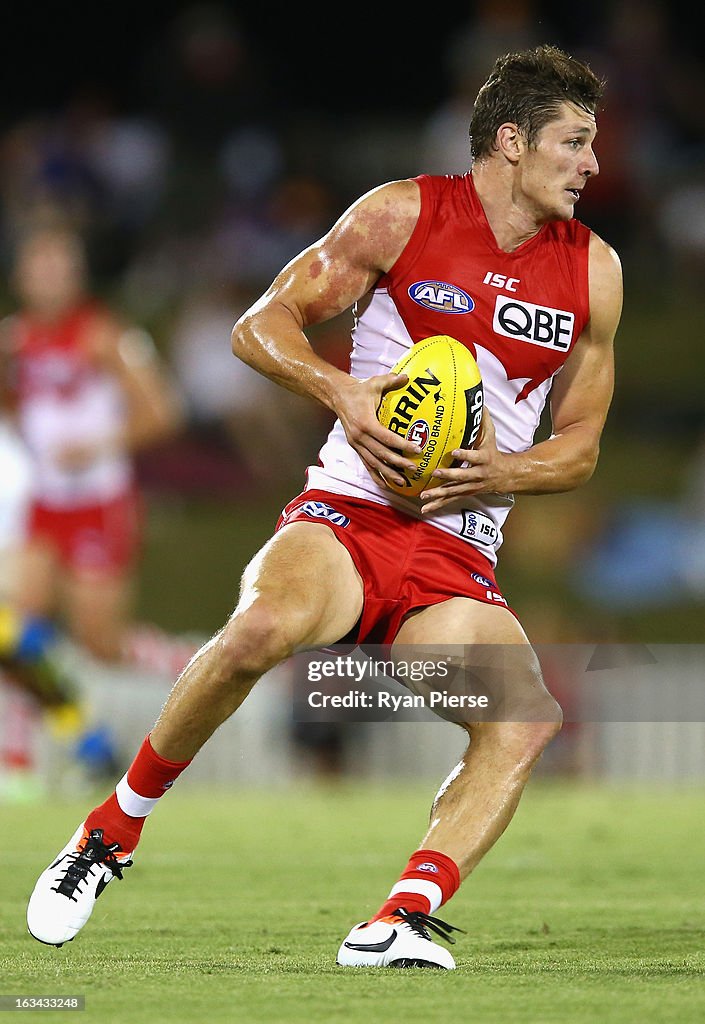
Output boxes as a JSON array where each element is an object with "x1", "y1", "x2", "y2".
[{"x1": 409, "y1": 280, "x2": 474, "y2": 314}]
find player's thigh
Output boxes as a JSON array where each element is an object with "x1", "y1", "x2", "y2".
[
  {"x1": 12, "y1": 539, "x2": 60, "y2": 617},
  {"x1": 392, "y1": 597, "x2": 557, "y2": 721},
  {"x1": 235, "y1": 521, "x2": 364, "y2": 650},
  {"x1": 395, "y1": 596, "x2": 531, "y2": 646},
  {"x1": 62, "y1": 568, "x2": 134, "y2": 661}
]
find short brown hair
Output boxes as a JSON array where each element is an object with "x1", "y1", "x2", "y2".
[{"x1": 469, "y1": 45, "x2": 605, "y2": 162}]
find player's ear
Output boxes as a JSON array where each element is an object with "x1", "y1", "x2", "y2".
[{"x1": 496, "y1": 123, "x2": 522, "y2": 164}]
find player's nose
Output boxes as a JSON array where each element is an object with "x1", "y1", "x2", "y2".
[{"x1": 581, "y1": 147, "x2": 599, "y2": 178}]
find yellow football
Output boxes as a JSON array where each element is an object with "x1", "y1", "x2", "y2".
[{"x1": 377, "y1": 335, "x2": 483, "y2": 497}]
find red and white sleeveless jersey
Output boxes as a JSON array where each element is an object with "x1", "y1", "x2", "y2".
[
  {"x1": 8, "y1": 303, "x2": 132, "y2": 509},
  {"x1": 307, "y1": 173, "x2": 591, "y2": 565}
]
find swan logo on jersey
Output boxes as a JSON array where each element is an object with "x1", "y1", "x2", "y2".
[
  {"x1": 299, "y1": 501, "x2": 350, "y2": 527},
  {"x1": 492, "y1": 294, "x2": 574, "y2": 351},
  {"x1": 406, "y1": 419, "x2": 430, "y2": 448},
  {"x1": 409, "y1": 280, "x2": 475, "y2": 314},
  {"x1": 471, "y1": 572, "x2": 494, "y2": 588}
]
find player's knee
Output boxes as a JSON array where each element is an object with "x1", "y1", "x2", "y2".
[
  {"x1": 219, "y1": 607, "x2": 285, "y2": 680},
  {"x1": 512, "y1": 695, "x2": 563, "y2": 760},
  {"x1": 518, "y1": 715, "x2": 562, "y2": 763},
  {"x1": 500, "y1": 662, "x2": 563, "y2": 755},
  {"x1": 522, "y1": 707, "x2": 563, "y2": 758},
  {"x1": 219, "y1": 599, "x2": 310, "y2": 680},
  {"x1": 72, "y1": 623, "x2": 122, "y2": 664},
  {"x1": 465, "y1": 700, "x2": 562, "y2": 765}
]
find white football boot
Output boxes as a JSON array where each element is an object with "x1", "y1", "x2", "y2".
[
  {"x1": 337, "y1": 908, "x2": 462, "y2": 969},
  {"x1": 27, "y1": 823, "x2": 133, "y2": 946}
]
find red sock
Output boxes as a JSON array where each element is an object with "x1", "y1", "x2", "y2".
[
  {"x1": 85, "y1": 734, "x2": 191, "y2": 852},
  {"x1": 370, "y1": 849, "x2": 460, "y2": 921}
]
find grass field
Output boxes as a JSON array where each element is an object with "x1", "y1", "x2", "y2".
[{"x1": 2, "y1": 780, "x2": 705, "y2": 1023}]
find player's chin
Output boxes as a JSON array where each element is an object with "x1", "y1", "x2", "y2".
[
  {"x1": 539, "y1": 201, "x2": 573, "y2": 224},
  {"x1": 559, "y1": 193, "x2": 579, "y2": 217}
]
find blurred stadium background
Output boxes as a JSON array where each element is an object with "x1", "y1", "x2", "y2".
[{"x1": 1, "y1": 1, "x2": 705, "y2": 790}]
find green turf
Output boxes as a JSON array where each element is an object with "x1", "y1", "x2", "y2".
[{"x1": 2, "y1": 781, "x2": 705, "y2": 1022}]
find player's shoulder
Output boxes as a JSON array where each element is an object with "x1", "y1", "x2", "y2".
[
  {"x1": 349, "y1": 178, "x2": 421, "y2": 220},
  {"x1": 587, "y1": 230, "x2": 623, "y2": 308},
  {"x1": 587, "y1": 230, "x2": 622, "y2": 278},
  {"x1": 331, "y1": 179, "x2": 422, "y2": 271},
  {"x1": 77, "y1": 301, "x2": 126, "y2": 361},
  {"x1": 586, "y1": 231, "x2": 623, "y2": 328},
  {"x1": 82, "y1": 299, "x2": 123, "y2": 330}
]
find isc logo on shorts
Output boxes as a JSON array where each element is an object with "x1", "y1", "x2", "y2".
[
  {"x1": 299, "y1": 501, "x2": 350, "y2": 527},
  {"x1": 493, "y1": 294, "x2": 575, "y2": 351}
]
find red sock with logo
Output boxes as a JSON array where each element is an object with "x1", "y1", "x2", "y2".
[
  {"x1": 369, "y1": 849, "x2": 460, "y2": 921},
  {"x1": 84, "y1": 734, "x2": 191, "y2": 853}
]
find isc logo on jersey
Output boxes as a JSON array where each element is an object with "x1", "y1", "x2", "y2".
[
  {"x1": 409, "y1": 281, "x2": 474, "y2": 314},
  {"x1": 493, "y1": 294, "x2": 575, "y2": 351}
]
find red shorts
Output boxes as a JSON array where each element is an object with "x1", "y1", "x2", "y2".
[
  {"x1": 26, "y1": 490, "x2": 143, "y2": 574},
  {"x1": 276, "y1": 489, "x2": 514, "y2": 645}
]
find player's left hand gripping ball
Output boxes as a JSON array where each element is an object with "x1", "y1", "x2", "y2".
[{"x1": 376, "y1": 336, "x2": 483, "y2": 496}]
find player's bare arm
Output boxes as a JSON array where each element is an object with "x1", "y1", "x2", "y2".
[
  {"x1": 101, "y1": 322, "x2": 184, "y2": 452},
  {"x1": 420, "y1": 233, "x2": 622, "y2": 512},
  {"x1": 54, "y1": 317, "x2": 184, "y2": 471},
  {"x1": 232, "y1": 180, "x2": 425, "y2": 488}
]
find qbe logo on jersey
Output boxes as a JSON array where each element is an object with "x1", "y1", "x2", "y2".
[{"x1": 493, "y1": 294, "x2": 575, "y2": 351}]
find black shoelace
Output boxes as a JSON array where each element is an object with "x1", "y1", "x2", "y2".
[
  {"x1": 53, "y1": 829, "x2": 132, "y2": 901},
  {"x1": 395, "y1": 908, "x2": 466, "y2": 945}
]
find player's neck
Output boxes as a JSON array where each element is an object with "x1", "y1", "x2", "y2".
[{"x1": 471, "y1": 165, "x2": 543, "y2": 253}]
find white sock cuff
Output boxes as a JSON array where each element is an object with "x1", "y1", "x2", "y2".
[
  {"x1": 115, "y1": 773, "x2": 160, "y2": 818},
  {"x1": 388, "y1": 878, "x2": 443, "y2": 913}
]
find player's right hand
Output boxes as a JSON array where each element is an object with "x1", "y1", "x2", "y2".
[{"x1": 333, "y1": 372, "x2": 421, "y2": 489}]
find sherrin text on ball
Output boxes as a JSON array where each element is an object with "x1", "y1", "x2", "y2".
[{"x1": 377, "y1": 335, "x2": 483, "y2": 496}]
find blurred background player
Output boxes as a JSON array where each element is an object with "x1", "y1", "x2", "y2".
[
  {"x1": 0, "y1": 411, "x2": 85, "y2": 798},
  {"x1": 0, "y1": 221, "x2": 183, "y2": 665},
  {"x1": 0, "y1": 221, "x2": 184, "y2": 793}
]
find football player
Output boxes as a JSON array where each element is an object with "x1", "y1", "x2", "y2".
[{"x1": 28, "y1": 45, "x2": 620, "y2": 969}]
